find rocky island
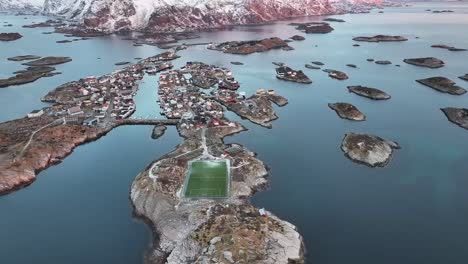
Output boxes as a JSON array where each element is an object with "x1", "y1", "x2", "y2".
[
  {"x1": 276, "y1": 66, "x2": 312, "y2": 84},
  {"x1": 151, "y1": 125, "x2": 167, "y2": 139},
  {"x1": 131, "y1": 61, "x2": 303, "y2": 263},
  {"x1": 459, "y1": 74, "x2": 468, "y2": 81},
  {"x1": 353, "y1": 35, "x2": 408, "y2": 42},
  {"x1": 441, "y1": 107, "x2": 468, "y2": 130},
  {"x1": 23, "y1": 56, "x2": 72, "y2": 66},
  {"x1": 7, "y1": 55, "x2": 41, "y2": 61},
  {"x1": 431, "y1": 44, "x2": 466, "y2": 51},
  {"x1": 323, "y1": 18, "x2": 346, "y2": 22},
  {"x1": 328, "y1": 103, "x2": 366, "y2": 121},
  {"x1": 291, "y1": 22, "x2": 334, "y2": 34},
  {"x1": 416, "y1": 77, "x2": 467, "y2": 95},
  {"x1": 0, "y1": 32, "x2": 22, "y2": 41},
  {"x1": 341, "y1": 133, "x2": 400, "y2": 167},
  {"x1": 0, "y1": 66, "x2": 60, "y2": 88},
  {"x1": 403, "y1": 57, "x2": 444, "y2": 68},
  {"x1": 323, "y1": 69, "x2": 349, "y2": 80},
  {"x1": 305, "y1": 64, "x2": 321, "y2": 70},
  {"x1": 347, "y1": 85, "x2": 391, "y2": 100},
  {"x1": 0, "y1": 51, "x2": 180, "y2": 194},
  {"x1": 208, "y1": 38, "x2": 289, "y2": 55},
  {"x1": 375, "y1": 60, "x2": 392, "y2": 65}
]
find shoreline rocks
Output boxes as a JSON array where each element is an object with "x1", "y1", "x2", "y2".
[
  {"x1": 459, "y1": 74, "x2": 468, "y2": 81},
  {"x1": 328, "y1": 103, "x2": 365, "y2": 121},
  {"x1": 341, "y1": 133, "x2": 400, "y2": 167},
  {"x1": 353, "y1": 35, "x2": 408, "y2": 42},
  {"x1": 0, "y1": 32, "x2": 22, "y2": 41},
  {"x1": 347, "y1": 85, "x2": 391, "y2": 100},
  {"x1": 416, "y1": 77, "x2": 466, "y2": 95},
  {"x1": 403, "y1": 57, "x2": 444, "y2": 68}
]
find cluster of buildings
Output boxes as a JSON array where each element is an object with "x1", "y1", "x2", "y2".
[
  {"x1": 29, "y1": 64, "x2": 145, "y2": 126},
  {"x1": 157, "y1": 62, "x2": 242, "y2": 129}
]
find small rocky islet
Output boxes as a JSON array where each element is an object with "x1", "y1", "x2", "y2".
[
  {"x1": 375, "y1": 60, "x2": 392, "y2": 65},
  {"x1": 0, "y1": 32, "x2": 22, "y2": 41},
  {"x1": 347, "y1": 85, "x2": 391, "y2": 100},
  {"x1": 208, "y1": 37, "x2": 289, "y2": 55},
  {"x1": 441, "y1": 107, "x2": 468, "y2": 130},
  {"x1": 323, "y1": 69, "x2": 349, "y2": 80},
  {"x1": 305, "y1": 64, "x2": 321, "y2": 70},
  {"x1": 0, "y1": 56, "x2": 71, "y2": 88},
  {"x1": 328, "y1": 103, "x2": 366, "y2": 121},
  {"x1": 23, "y1": 56, "x2": 72, "y2": 66},
  {"x1": 341, "y1": 133, "x2": 400, "y2": 167},
  {"x1": 291, "y1": 22, "x2": 334, "y2": 34},
  {"x1": 7, "y1": 55, "x2": 41, "y2": 61},
  {"x1": 431, "y1": 44, "x2": 466, "y2": 51},
  {"x1": 416, "y1": 77, "x2": 466, "y2": 95},
  {"x1": 353, "y1": 35, "x2": 408, "y2": 42},
  {"x1": 151, "y1": 125, "x2": 167, "y2": 139},
  {"x1": 459, "y1": 74, "x2": 468, "y2": 81},
  {"x1": 276, "y1": 66, "x2": 312, "y2": 84},
  {"x1": 403, "y1": 57, "x2": 445, "y2": 68}
]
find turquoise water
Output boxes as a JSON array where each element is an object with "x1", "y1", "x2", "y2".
[{"x1": 2, "y1": 3, "x2": 468, "y2": 263}]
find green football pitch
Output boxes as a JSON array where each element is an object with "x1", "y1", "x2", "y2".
[{"x1": 184, "y1": 160, "x2": 229, "y2": 198}]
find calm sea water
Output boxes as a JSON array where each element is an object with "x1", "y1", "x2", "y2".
[{"x1": 1, "y1": 2, "x2": 468, "y2": 264}]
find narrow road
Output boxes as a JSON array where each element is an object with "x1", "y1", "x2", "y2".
[{"x1": 15, "y1": 118, "x2": 64, "y2": 161}]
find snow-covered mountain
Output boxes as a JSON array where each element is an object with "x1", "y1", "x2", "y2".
[
  {"x1": 43, "y1": 0, "x2": 382, "y2": 32},
  {"x1": 0, "y1": 0, "x2": 44, "y2": 10}
]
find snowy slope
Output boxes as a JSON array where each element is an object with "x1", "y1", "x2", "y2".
[
  {"x1": 0, "y1": 0, "x2": 44, "y2": 10},
  {"x1": 43, "y1": 0, "x2": 382, "y2": 32}
]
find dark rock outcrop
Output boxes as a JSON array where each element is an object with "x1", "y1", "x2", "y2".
[
  {"x1": 341, "y1": 133, "x2": 400, "y2": 167},
  {"x1": 328, "y1": 103, "x2": 365, "y2": 121},
  {"x1": 353, "y1": 35, "x2": 408, "y2": 42},
  {"x1": 403, "y1": 57, "x2": 444, "y2": 68},
  {"x1": 347, "y1": 85, "x2": 391, "y2": 100},
  {"x1": 441, "y1": 107, "x2": 468, "y2": 130},
  {"x1": 0, "y1": 32, "x2": 22, "y2": 41},
  {"x1": 416, "y1": 77, "x2": 466, "y2": 95}
]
